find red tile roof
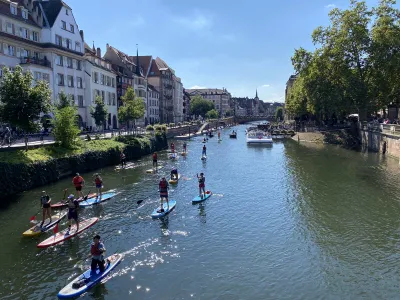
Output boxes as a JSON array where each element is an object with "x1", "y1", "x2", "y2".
[{"x1": 0, "y1": 0, "x2": 41, "y2": 28}]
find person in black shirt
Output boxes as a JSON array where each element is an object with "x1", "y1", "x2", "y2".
[{"x1": 40, "y1": 191, "x2": 52, "y2": 227}]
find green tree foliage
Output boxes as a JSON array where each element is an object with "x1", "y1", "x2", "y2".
[
  {"x1": 225, "y1": 109, "x2": 233, "y2": 117},
  {"x1": 287, "y1": 0, "x2": 400, "y2": 121},
  {"x1": 206, "y1": 109, "x2": 219, "y2": 119},
  {"x1": 52, "y1": 94, "x2": 80, "y2": 149},
  {"x1": 0, "y1": 66, "x2": 51, "y2": 149},
  {"x1": 190, "y1": 95, "x2": 215, "y2": 117},
  {"x1": 118, "y1": 87, "x2": 145, "y2": 128},
  {"x1": 57, "y1": 91, "x2": 74, "y2": 109},
  {"x1": 275, "y1": 107, "x2": 284, "y2": 121},
  {"x1": 91, "y1": 95, "x2": 108, "y2": 129}
]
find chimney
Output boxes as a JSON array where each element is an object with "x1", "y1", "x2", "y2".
[
  {"x1": 79, "y1": 30, "x2": 84, "y2": 42},
  {"x1": 97, "y1": 47, "x2": 101, "y2": 58}
]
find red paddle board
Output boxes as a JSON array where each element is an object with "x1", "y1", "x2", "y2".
[
  {"x1": 37, "y1": 217, "x2": 99, "y2": 248},
  {"x1": 51, "y1": 194, "x2": 97, "y2": 209}
]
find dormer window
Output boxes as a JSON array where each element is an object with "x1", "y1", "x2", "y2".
[
  {"x1": 22, "y1": 9, "x2": 28, "y2": 19},
  {"x1": 10, "y1": 4, "x2": 17, "y2": 15},
  {"x1": 66, "y1": 9, "x2": 69, "y2": 15}
]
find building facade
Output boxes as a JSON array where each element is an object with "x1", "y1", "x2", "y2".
[
  {"x1": 173, "y1": 75, "x2": 184, "y2": 123},
  {"x1": 147, "y1": 84, "x2": 159, "y2": 124},
  {"x1": 185, "y1": 88, "x2": 232, "y2": 117},
  {"x1": 84, "y1": 43, "x2": 117, "y2": 130},
  {"x1": 183, "y1": 88, "x2": 190, "y2": 121}
]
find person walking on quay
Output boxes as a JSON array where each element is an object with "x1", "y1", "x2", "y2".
[
  {"x1": 40, "y1": 191, "x2": 52, "y2": 227},
  {"x1": 72, "y1": 173, "x2": 85, "y2": 199},
  {"x1": 158, "y1": 177, "x2": 169, "y2": 213},
  {"x1": 197, "y1": 173, "x2": 206, "y2": 199},
  {"x1": 120, "y1": 150, "x2": 126, "y2": 168},
  {"x1": 90, "y1": 235, "x2": 107, "y2": 274},
  {"x1": 152, "y1": 152, "x2": 158, "y2": 169},
  {"x1": 94, "y1": 174, "x2": 103, "y2": 201},
  {"x1": 202, "y1": 145, "x2": 207, "y2": 156},
  {"x1": 66, "y1": 194, "x2": 79, "y2": 233}
]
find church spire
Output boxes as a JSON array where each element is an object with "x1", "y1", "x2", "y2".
[
  {"x1": 255, "y1": 89, "x2": 258, "y2": 99},
  {"x1": 135, "y1": 44, "x2": 141, "y2": 76},
  {"x1": 92, "y1": 41, "x2": 95, "y2": 53}
]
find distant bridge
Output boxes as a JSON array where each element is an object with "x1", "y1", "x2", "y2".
[{"x1": 235, "y1": 116, "x2": 275, "y2": 124}]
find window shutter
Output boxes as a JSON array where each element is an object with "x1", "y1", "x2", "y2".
[
  {"x1": 29, "y1": 31, "x2": 33, "y2": 40},
  {"x1": 72, "y1": 59, "x2": 76, "y2": 69},
  {"x1": 16, "y1": 47, "x2": 20, "y2": 57},
  {"x1": 4, "y1": 43, "x2": 8, "y2": 55},
  {"x1": 12, "y1": 24, "x2": 15, "y2": 35},
  {"x1": 82, "y1": 78, "x2": 86, "y2": 89},
  {"x1": 62, "y1": 38, "x2": 66, "y2": 47}
]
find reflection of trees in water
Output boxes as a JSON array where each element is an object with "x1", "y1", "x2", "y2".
[{"x1": 284, "y1": 143, "x2": 400, "y2": 260}]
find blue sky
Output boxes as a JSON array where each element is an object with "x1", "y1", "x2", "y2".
[{"x1": 68, "y1": 0, "x2": 381, "y2": 103}]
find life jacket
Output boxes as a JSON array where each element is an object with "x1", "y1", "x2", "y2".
[
  {"x1": 198, "y1": 177, "x2": 205, "y2": 184},
  {"x1": 73, "y1": 176, "x2": 83, "y2": 187},
  {"x1": 120, "y1": 153, "x2": 125, "y2": 159},
  {"x1": 153, "y1": 153, "x2": 157, "y2": 160},
  {"x1": 159, "y1": 180, "x2": 168, "y2": 191},
  {"x1": 40, "y1": 195, "x2": 49, "y2": 205},
  {"x1": 95, "y1": 177, "x2": 102, "y2": 185},
  {"x1": 67, "y1": 199, "x2": 78, "y2": 211},
  {"x1": 91, "y1": 243, "x2": 103, "y2": 256}
]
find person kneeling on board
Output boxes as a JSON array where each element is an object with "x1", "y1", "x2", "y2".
[
  {"x1": 90, "y1": 235, "x2": 106, "y2": 274},
  {"x1": 170, "y1": 167, "x2": 178, "y2": 180},
  {"x1": 66, "y1": 194, "x2": 79, "y2": 233},
  {"x1": 197, "y1": 173, "x2": 206, "y2": 199},
  {"x1": 158, "y1": 177, "x2": 169, "y2": 212}
]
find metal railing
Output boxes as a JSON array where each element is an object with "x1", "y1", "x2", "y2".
[{"x1": 20, "y1": 57, "x2": 51, "y2": 68}]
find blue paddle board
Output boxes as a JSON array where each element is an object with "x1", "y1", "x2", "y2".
[
  {"x1": 57, "y1": 254, "x2": 122, "y2": 299},
  {"x1": 151, "y1": 200, "x2": 176, "y2": 219},
  {"x1": 192, "y1": 192, "x2": 212, "y2": 204},
  {"x1": 79, "y1": 191, "x2": 119, "y2": 207}
]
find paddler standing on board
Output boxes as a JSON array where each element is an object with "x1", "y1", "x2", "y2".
[
  {"x1": 90, "y1": 235, "x2": 106, "y2": 274},
  {"x1": 152, "y1": 152, "x2": 158, "y2": 169},
  {"x1": 72, "y1": 173, "x2": 85, "y2": 199},
  {"x1": 94, "y1": 174, "x2": 103, "y2": 201},
  {"x1": 218, "y1": 130, "x2": 221, "y2": 139},
  {"x1": 202, "y1": 145, "x2": 207, "y2": 156},
  {"x1": 66, "y1": 194, "x2": 79, "y2": 233},
  {"x1": 171, "y1": 142, "x2": 175, "y2": 153},
  {"x1": 158, "y1": 177, "x2": 169, "y2": 212},
  {"x1": 120, "y1": 150, "x2": 126, "y2": 168},
  {"x1": 183, "y1": 142, "x2": 187, "y2": 153},
  {"x1": 39, "y1": 191, "x2": 52, "y2": 227},
  {"x1": 197, "y1": 173, "x2": 206, "y2": 199}
]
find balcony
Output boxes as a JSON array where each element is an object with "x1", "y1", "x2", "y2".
[{"x1": 20, "y1": 57, "x2": 51, "y2": 68}]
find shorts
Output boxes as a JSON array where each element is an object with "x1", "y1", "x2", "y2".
[
  {"x1": 68, "y1": 211, "x2": 78, "y2": 221},
  {"x1": 42, "y1": 203, "x2": 50, "y2": 209},
  {"x1": 199, "y1": 184, "x2": 205, "y2": 188},
  {"x1": 121, "y1": 158, "x2": 126, "y2": 163},
  {"x1": 96, "y1": 184, "x2": 102, "y2": 189},
  {"x1": 75, "y1": 186, "x2": 82, "y2": 192},
  {"x1": 160, "y1": 191, "x2": 168, "y2": 198},
  {"x1": 153, "y1": 159, "x2": 157, "y2": 163}
]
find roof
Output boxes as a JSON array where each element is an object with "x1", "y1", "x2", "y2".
[
  {"x1": 0, "y1": 0, "x2": 41, "y2": 28},
  {"x1": 186, "y1": 88, "x2": 228, "y2": 95},
  {"x1": 38, "y1": 0, "x2": 67, "y2": 27},
  {"x1": 148, "y1": 59, "x2": 160, "y2": 77},
  {"x1": 135, "y1": 55, "x2": 152, "y2": 77}
]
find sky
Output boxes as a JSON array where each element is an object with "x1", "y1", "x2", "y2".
[{"x1": 67, "y1": 0, "x2": 382, "y2": 103}]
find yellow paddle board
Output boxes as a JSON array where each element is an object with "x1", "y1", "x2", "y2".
[
  {"x1": 168, "y1": 174, "x2": 181, "y2": 184},
  {"x1": 22, "y1": 215, "x2": 63, "y2": 237}
]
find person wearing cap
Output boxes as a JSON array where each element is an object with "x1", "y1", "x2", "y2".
[
  {"x1": 65, "y1": 194, "x2": 79, "y2": 233},
  {"x1": 170, "y1": 167, "x2": 178, "y2": 180},
  {"x1": 39, "y1": 191, "x2": 52, "y2": 227},
  {"x1": 72, "y1": 173, "x2": 85, "y2": 199},
  {"x1": 158, "y1": 177, "x2": 169, "y2": 212},
  {"x1": 94, "y1": 174, "x2": 103, "y2": 200},
  {"x1": 90, "y1": 235, "x2": 106, "y2": 273}
]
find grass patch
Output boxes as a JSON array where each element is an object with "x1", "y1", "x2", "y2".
[{"x1": 0, "y1": 139, "x2": 125, "y2": 164}]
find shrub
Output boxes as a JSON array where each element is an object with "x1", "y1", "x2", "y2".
[
  {"x1": 146, "y1": 125, "x2": 154, "y2": 131},
  {"x1": 161, "y1": 125, "x2": 168, "y2": 132},
  {"x1": 169, "y1": 123, "x2": 175, "y2": 128},
  {"x1": 154, "y1": 124, "x2": 162, "y2": 131}
]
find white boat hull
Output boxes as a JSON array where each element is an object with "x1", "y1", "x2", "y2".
[{"x1": 246, "y1": 137, "x2": 273, "y2": 144}]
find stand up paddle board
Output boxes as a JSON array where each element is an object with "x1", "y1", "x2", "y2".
[
  {"x1": 168, "y1": 174, "x2": 181, "y2": 184},
  {"x1": 79, "y1": 190, "x2": 119, "y2": 208},
  {"x1": 115, "y1": 162, "x2": 135, "y2": 170},
  {"x1": 169, "y1": 153, "x2": 178, "y2": 160},
  {"x1": 192, "y1": 191, "x2": 212, "y2": 204},
  {"x1": 57, "y1": 254, "x2": 122, "y2": 299},
  {"x1": 51, "y1": 194, "x2": 97, "y2": 209},
  {"x1": 146, "y1": 166, "x2": 163, "y2": 173},
  {"x1": 181, "y1": 152, "x2": 187, "y2": 156},
  {"x1": 151, "y1": 200, "x2": 176, "y2": 219},
  {"x1": 23, "y1": 213, "x2": 67, "y2": 237},
  {"x1": 37, "y1": 217, "x2": 99, "y2": 248},
  {"x1": 201, "y1": 155, "x2": 207, "y2": 161}
]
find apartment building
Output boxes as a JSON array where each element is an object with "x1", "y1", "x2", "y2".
[
  {"x1": 84, "y1": 43, "x2": 118, "y2": 130},
  {"x1": 147, "y1": 84, "x2": 159, "y2": 124},
  {"x1": 173, "y1": 75, "x2": 184, "y2": 123},
  {"x1": 183, "y1": 88, "x2": 191, "y2": 121},
  {"x1": 185, "y1": 88, "x2": 232, "y2": 117}
]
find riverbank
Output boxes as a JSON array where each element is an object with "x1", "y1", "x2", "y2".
[{"x1": 0, "y1": 134, "x2": 167, "y2": 202}]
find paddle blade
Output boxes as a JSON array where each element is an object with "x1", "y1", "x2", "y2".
[
  {"x1": 53, "y1": 223, "x2": 59, "y2": 234},
  {"x1": 30, "y1": 215, "x2": 36, "y2": 221},
  {"x1": 137, "y1": 200, "x2": 143, "y2": 205}
]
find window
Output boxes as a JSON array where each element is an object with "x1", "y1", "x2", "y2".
[
  {"x1": 66, "y1": 9, "x2": 69, "y2": 15},
  {"x1": 7, "y1": 45, "x2": 15, "y2": 56},
  {"x1": 112, "y1": 78, "x2": 115, "y2": 87},
  {"x1": 76, "y1": 60, "x2": 82, "y2": 70},
  {"x1": 32, "y1": 31, "x2": 39, "y2": 42},
  {"x1": 107, "y1": 76, "x2": 111, "y2": 86},
  {"x1": 66, "y1": 39, "x2": 72, "y2": 49},
  {"x1": 107, "y1": 92, "x2": 111, "y2": 105},
  {"x1": 34, "y1": 72, "x2": 41, "y2": 81},
  {"x1": 55, "y1": 35, "x2": 62, "y2": 46},
  {"x1": 10, "y1": 5, "x2": 17, "y2": 15},
  {"x1": 67, "y1": 75, "x2": 74, "y2": 87},
  {"x1": 43, "y1": 73, "x2": 50, "y2": 83},
  {"x1": 112, "y1": 93, "x2": 116, "y2": 106},
  {"x1": 75, "y1": 42, "x2": 81, "y2": 52},
  {"x1": 67, "y1": 57, "x2": 73, "y2": 68},
  {"x1": 101, "y1": 90, "x2": 105, "y2": 101},
  {"x1": 61, "y1": 21, "x2": 66, "y2": 29},
  {"x1": 57, "y1": 74, "x2": 64, "y2": 86},
  {"x1": 6, "y1": 22, "x2": 12, "y2": 34},
  {"x1": 56, "y1": 55, "x2": 63, "y2": 66},
  {"x1": 20, "y1": 27, "x2": 28, "y2": 39},
  {"x1": 22, "y1": 9, "x2": 28, "y2": 19},
  {"x1": 0, "y1": 68, "x2": 2, "y2": 78},
  {"x1": 70, "y1": 24, "x2": 74, "y2": 33},
  {"x1": 77, "y1": 77, "x2": 83, "y2": 88},
  {"x1": 69, "y1": 94, "x2": 75, "y2": 104},
  {"x1": 100, "y1": 74, "x2": 104, "y2": 85},
  {"x1": 94, "y1": 72, "x2": 99, "y2": 83},
  {"x1": 78, "y1": 95, "x2": 84, "y2": 107},
  {"x1": 21, "y1": 49, "x2": 29, "y2": 58}
]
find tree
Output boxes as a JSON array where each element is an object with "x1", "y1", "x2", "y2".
[
  {"x1": 52, "y1": 96, "x2": 80, "y2": 149},
  {"x1": 206, "y1": 109, "x2": 218, "y2": 119},
  {"x1": 275, "y1": 107, "x2": 284, "y2": 121},
  {"x1": 57, "y1": 91, "x2": 74, "y2": 109},
  {"x1": 91, "y1": 95, "x2": 108, "y2": 131},
  {"x1": 0, "y1": 66, "x2": 51, "y2": 150},
  {"x1": 118, "y1": 87, "x2": 145, "y2": 132},
  {"x1": 225, "y1": 109, "x2": 233, "y2": 117},
  {"x1": 190, "y1": 95, "x2": 214, "y2": 117}
]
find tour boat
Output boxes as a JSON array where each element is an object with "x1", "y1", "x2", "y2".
[{"x1": 246, "y1": 130, "x2": 273, "y2": 144}]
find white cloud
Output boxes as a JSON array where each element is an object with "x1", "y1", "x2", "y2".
[
  {"x1": 172, "y1": 12, "x2": 212, "y2": 31},
  {"x1": 325, "y1": 4, "x2": 336, "y2": 9},
  {"x1": 190, "y1": 85, "x2": 208, "y2": 89}
]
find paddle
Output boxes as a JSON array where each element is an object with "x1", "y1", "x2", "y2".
[
  {"x1": 30, "y1": 189, "x2": 67, "y2": 224},
  {"x1": 82, "y1": 190, "x2": 92, "y2": 205}
]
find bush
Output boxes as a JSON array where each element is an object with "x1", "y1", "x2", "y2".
[
  {"x1": 169, "y1": 123, "x2": 175, "y2": 128},
  {"x1": 161, "y1": 125, "x2": 167, "y2": 132},
  {"x1": 52, "y1": 106, "x2": 81, "y2": 149},
  {"x1": 146, "y1": 125, "x2": 154, "y2": 131},
  {"x1": 154, "y1": 124, "x2": 162, "y2": 131}
]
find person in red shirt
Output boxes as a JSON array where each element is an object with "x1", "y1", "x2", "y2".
[
  {"x1": 152, "y1": 152, "x2": 158, "y2": 169},
  {"x1": 171, "y1": 143, "x2": 175, "y2": 153},
  {"x1": 72, "y1": 173, "x2": 85, "y2": 198},
  {"x1": 94, "y1": 174, "x2": 103, "y2": 200}
]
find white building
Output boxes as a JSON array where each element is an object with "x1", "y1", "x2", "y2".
[
  {"x1": 185, "y1": 88, "x2": 232, "y2": 117},
  {"x1": 147, "y1": 84, "x2": 159, "y2": 124},
  {"x1": 84, "y1": 43, "x2": 118, "y2": 130},
  {"x1": 173, "y1": 75, "x2": 184, "y2": 123}
]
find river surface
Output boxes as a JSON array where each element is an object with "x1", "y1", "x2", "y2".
[{"x1": 1, "y1": 124, "x2": 400, "y2": 300}]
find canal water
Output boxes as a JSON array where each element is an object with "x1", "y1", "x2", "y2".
[{"x1": 1, "y1": 125, "x2": 400, "y2": 300}]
